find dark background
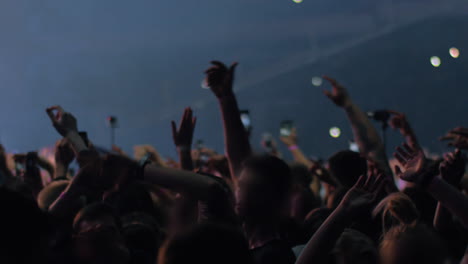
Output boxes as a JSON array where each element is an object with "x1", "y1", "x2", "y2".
[{"x1": 0, "y1": 0, "x2": 467, "y2": 160}]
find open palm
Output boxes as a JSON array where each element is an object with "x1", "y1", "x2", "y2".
[{"x1": 393, "y1": 143, "x2": 427, "y2": 183}]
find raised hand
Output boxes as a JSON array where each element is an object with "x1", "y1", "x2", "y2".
[
  {"x1": 339, "y1": 170, "x2": 386, "y2": 213},
  {"x1": 279, "y1": 127, "x2": 297, "y2": 147},
  {"x1": 204, "y1": 61, "x2": 238, "y2": 98},
  {"x1": 322, "y1": 76, "x2": 352, "y2": 108},
  {"x1": 46, "y1": 106, "x2": 78, "y2": 137},
  {"x1": 393, "y1": 143, "x2": 434, "y2": 186},
  {"x1": 440, "y1": 127, "x2": 468, "y2": 149},
  {"x1": 388, "y1": 110, "x2": 411, "y2": 134},
  {"x1": 171, "y1": 108, "x2": 197, "y2": 148},
  {"x1": 439, "y1": 149, "x2": 466, "y2": 186}
]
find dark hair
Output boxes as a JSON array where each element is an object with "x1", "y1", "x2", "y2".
[
  {"x1": 73, "y1": 202, "x2": 121, "y2": 234},
  {"x1": 0, "y1": 188, "x2": 50, "y2": 264},
  {"x1": 159, "y1": 223, "x2": 254, "y2": 264},
  {"x1": 328, "y1": 150, "x2": 367, "y2": 187},
  {"x1": 289, "y1": 162, "x2": 313, "y2": 186},
  {"x1": 243, "y1": 155, "x2": 292, "y2": 201}
]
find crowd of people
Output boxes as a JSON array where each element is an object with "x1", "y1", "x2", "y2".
[{"x1": 0, "y1": 60, "x2": 467, "y2": 264}]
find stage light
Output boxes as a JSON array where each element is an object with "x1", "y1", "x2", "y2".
[
  {"x1": 430, "y1": 56, "x2": 441, "y2": 67},
  {"x1": 293, "y1": 0, "x2": 303, "y2": 3},
  {"x1": 449, "y1": 47, "x2": 460, "y2": 58},
  {"x1": 329, "y1": 127, "x2": 341, "y2": 138},
  {"x1": 311, "y1": 76, "x2": 322, "y2": 87}
]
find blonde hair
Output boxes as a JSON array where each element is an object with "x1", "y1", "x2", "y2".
[{"x1": 372, "y1": 193, "x2": 419, "y2": 234}]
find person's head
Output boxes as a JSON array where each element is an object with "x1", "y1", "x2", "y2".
[
  {"x1": 328, "y1": 150, "x2": 367, "y2": 187},
  {"x1": 72, "y1": 202, "x2": 130, "y2": 264},
  {"x1": 372, "y1": 193, "x2": 419, "y2": 234},
  {"x1": 333, "y1": 228, "x2": 378, "y2": 264},
  {"x1": 122, "y1": 212, "x2": 164, "y2": 264},
  {"x1": 380, "y1": 224, "x2": 446, "y2": 264},
  {"x1": 37, "y1": 180, "x2": 69, "y2": 211},
  {"x1": 158, "y1": 223, "x2": 253, "y2": 264},
  {"x1": 289, "y1": 162, "x2": 313, "y2": 189},
  {"x1": 235, "y1": 155, "x2": 292, "y2": 221},
  {"x1": 0, "y1": 188, "x2": 51, "y2": 264}
]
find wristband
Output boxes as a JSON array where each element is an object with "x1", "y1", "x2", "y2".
[{"x1": 288, "y1": 145, "x2": 299, "y2": 151}]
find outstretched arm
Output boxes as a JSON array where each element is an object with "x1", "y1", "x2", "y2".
[
  {"x1": 280, "y1": 127, "x2": 313, "y2": 167},
  {"x1": 171, "y1": 107, "x2": 197, "y2": 171},
  {"x1": 297, "y1": 172, "x2": 386, "y2": 264},
  {"x1": 323, "y1": 76, "x2": 394, "y2": 187},
  {"x1": 205, "y1": 61, "x2": 252, "y2": 182},
  {"x1": 143, "y1": 164, "x2": 224, "y2": 202}
]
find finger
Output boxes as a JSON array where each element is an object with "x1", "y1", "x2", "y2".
[
  {"x1": 46, "y1": 108, "x2": 56, "y2": 122},
  {"x1": 229, "y1": 62, "x2": 238, "y2": 72},
  {"x1": 210, "y1": 61, "x2": 227, "y2": 70},
  {"x1": 363, "y1": 173, "x2": 375, "y2": 190},
  {"x1": 370, "y1": 173, "x2": 384, "y2": 191},
  {"x1": 402, "y1": 143, "x2": 414, "y2": 156},
  {"x1": 354, "y1": 174, "x2": 366, "y2": 188},
  {"x1": 396, "y1": 146, "x2": 411, "y2": 160},
  {"x1": 393, "y1": 152, "x2": 406, "y2": 165},
  {"x1": 440, "y1": 134, "x2": 456, "y2": 141},
  {"x1": 322, "y1": 75, "x2": 337, "y2": 85},
  {"x1": 171, "y1": 121, "x2": 177, "y2": 138},
  {"x1": 323, "y1": 90, "x2": 333, "y2": 99},
  {"x1": 374, "y1": 177, "x2": 387, "y2": 196}
]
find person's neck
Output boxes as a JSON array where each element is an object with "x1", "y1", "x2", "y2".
[{"x1": 243, "y1": 218, "x2": 281, "y2": 250}]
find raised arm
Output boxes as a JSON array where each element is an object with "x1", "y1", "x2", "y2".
[
  {"x1": 280, "y1": 127, "x2": 313, "y2": 167},
  {"x1": 171, "y1": 107, "x2": 197, "y2": 171},
  {"x1": 296, "y1": 171, "x2": 386, "y2": 264},
  {"x1": 322, "y1": 76, "x2": 394, "y2": 186},
  {"x1": 204, "y1": 61, "x2": 252, "y2": 182},
  {"x1": 433, "y1": 149, "x2": 465, "y2": 231},
  {"x1": 54, "y1": 138, "x2": 75, "y2": 179},
  {"x1": 394, "y1": 144, "x2": 468, "y2": 229}
]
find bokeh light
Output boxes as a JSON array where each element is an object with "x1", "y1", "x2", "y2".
[
  {"x1": 449, "y1": 47, "x2": 460, "y2": 58},
  {"x1": 430, "y1": 56, "x2": 441, "y2": 67},
  {"x1": 311, "y1": 76, "x2": 322, "y2": 87},
  {"x1": 329, "y1": 127, "x2": 341, "y2": 138},
  {"x1": 293, "y1": 0, "x2": 303, "y2": 3}
]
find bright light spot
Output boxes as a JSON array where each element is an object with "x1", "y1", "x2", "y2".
[
  {"x1": 293, "y1": 0, "x2": 303, "y2": 3},
  {"x1": 449, "y1": 47, "x2": 460, "y2": 58},
  {"x1": 329, "y1": 127, "x2": 341, "y2": 138},
  {"x1": 201, "y1": 79, "x2": 209, "y2": 89},
  {"x1": 311, "y1": 76, "x2": 322, "y2": 87},
  {"x1": 430, "y1": 56, "x2": 441, "y2": 67}
]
